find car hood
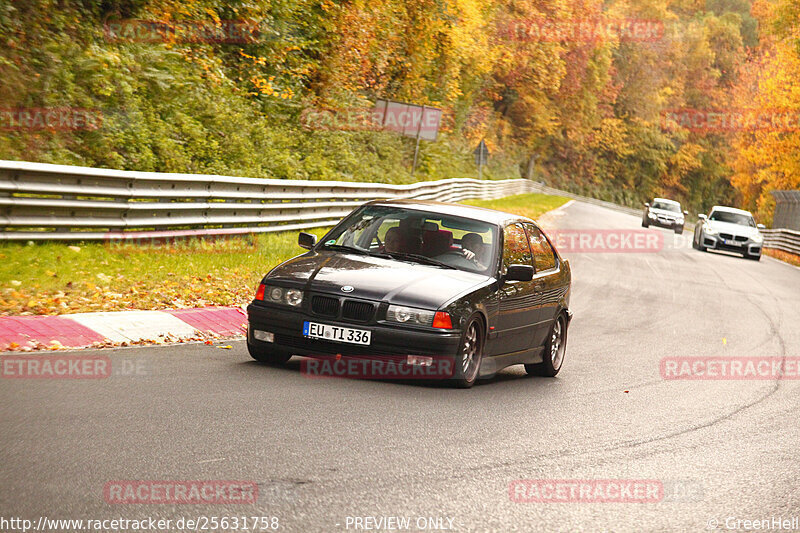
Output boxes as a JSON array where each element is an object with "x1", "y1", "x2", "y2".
[
  {"x1": 705, "y1": 220, "x2": 760, "y2": 237},
  {"x1": 265, "y1": 251, "x2": 493, "y2": 309}
]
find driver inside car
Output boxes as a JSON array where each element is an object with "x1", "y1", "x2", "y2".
[
  {"x1": 382, "y1": 227, "x2": 403, "y2": 253},
  {"x1": 461, "y1": 232, "x2": 486, "y2": 268}
]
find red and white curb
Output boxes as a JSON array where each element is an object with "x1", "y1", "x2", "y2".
[{"x1": 0, "y1": 306, "x2": 248, "y2": 351}]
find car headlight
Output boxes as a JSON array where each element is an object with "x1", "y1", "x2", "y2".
[
  {"x1": 386, "y1": 305, "x2": 435, "y2": 326},
  {"x1": 263, "y1": 285, "x2": 304, "y2": 306},
  {"x1": 704, "y1": 225, "x2": 718, "y2": 235},
  {"x1": 268, "y1": 287, "x2": 284, "y2": 302},
  {"x1": 285, "y1": 289, "x2": 303, "y2": 306},
  {"x1": 676, "y1": 216, "x2": 684, "y2": 223},
  {"x1": 751, "y1": 234, "x2": 763, "y2": 243},
  {"x1": 648, "y1": 212, "x2": 657, "y2": 219}
]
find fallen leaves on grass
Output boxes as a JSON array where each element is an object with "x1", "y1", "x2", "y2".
[
  {"x1": 763, "y1": 248, "x2": 800, "y2": 268},
  {"x1": 0, "y1": 270, "x2": 258, "y2": 315},
  {"x1": 1, "y1": 330, "x2": 242, "y2": 352}
]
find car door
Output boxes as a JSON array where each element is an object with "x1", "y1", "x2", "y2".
[
  {"x1": 491, "y1": 223, "x2": 539, "y2": 355},
  {"x1": 524, "y1": 223, "x2": 562, "y2": 348}
]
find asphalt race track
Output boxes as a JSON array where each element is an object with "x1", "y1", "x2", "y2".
[{"x1": 2, "y1": 201, "x2": 800, "y2": 532}]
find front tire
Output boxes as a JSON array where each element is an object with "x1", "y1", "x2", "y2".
[
  {"x1": 450, "y1": 315, "x2": 484, "y2": 388},
  {"x1": 247, "y1": 342, "x2": 292, "y2": 365},
  {"x1": 674, "y1": 225, "x2": 683, "y2": 234},
  {"x1": 526, "y1": 313, "x2": 568, "y2": 377},
  {"x1": 696, "y1": 231, "x2": 707, "y2": 252}
]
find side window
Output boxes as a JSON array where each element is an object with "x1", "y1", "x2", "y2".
[
  {"x1": 524, "y1": 223, "x2": 557, "y2": 272},
  {"x1": 502, "y1": 223, "x2": 532, "y2": 272}
]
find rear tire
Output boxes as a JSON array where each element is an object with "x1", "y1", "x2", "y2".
[
  {"x1": 247, "y1": 342, "x2": 292, "y2": 365},
  {"x1": 450, "y1": 315, "x2": 484, "y2": 388},
  {"x1": 525, "y1": 313, "x2": 567, "y2": 377}
]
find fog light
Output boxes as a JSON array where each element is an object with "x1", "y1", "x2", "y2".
[
  {"x1": 407, "y1": 355, "x2": 433, "y2": 367},
  {"x1": 254, "y1": 330, "x2": 274, "y2": 342}
]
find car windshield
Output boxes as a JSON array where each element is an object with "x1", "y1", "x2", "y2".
[
  {"x1": 709, "y1": 211, "x2": 756, "y2": 227},
  {"x1": 652, "y1": 201, "x2": 681, "y2": 212},
  {"x1": 319, "y1": 205, "x2": 498, "y2": 274}
]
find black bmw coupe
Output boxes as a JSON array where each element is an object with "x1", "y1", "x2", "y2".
[{"x1": 247, "y1": 199, "x2": 572, "y2": 387}]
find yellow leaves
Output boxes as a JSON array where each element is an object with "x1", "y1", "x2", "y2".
[
  {"x1": 667, "y1": 143, "x2": 705, "y2": 191},
  {"x1": 729, "y1": 40, "x2": 800, "y2": 221},
  {"x1": 589, "y1": 118, "x2": 633, "y2": 157}
]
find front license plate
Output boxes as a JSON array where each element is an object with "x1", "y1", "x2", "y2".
[
  {"x1": 723, "y1": 239, "x2": 741, "y2": 246},
  {"x1": 303, "y1": 321, "x2": 371, "y2": 345}
]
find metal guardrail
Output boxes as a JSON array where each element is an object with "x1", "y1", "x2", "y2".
[
  {"x1": 0, "y1": 160, "x2": 538, "y2": 241},
  {"x1": 5, "y1": 160, "x2": 797, "y2": 256},
  {"x1": 762, "y1": 229, "x2": 800, "y2": 256}
]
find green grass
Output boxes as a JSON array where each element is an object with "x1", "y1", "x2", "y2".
[
  {"x1": 0, "y1": 192, "x2": 569, "y2": 315},
  {"x1": 462, "y1": 193, "x2": 570, "y2": 220}
]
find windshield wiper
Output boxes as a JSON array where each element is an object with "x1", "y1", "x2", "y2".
[
  {"x1": 382, "y1": 252, "x2": 456, "y2": 269},
  {"x1": 321, "y1": 244, "x2": 369, "y2": 255}
]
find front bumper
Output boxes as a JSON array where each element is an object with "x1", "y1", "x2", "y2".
[
  {"x1": 648, "y1": 216, "x2": 683, "y2": 229},
  {"x1": 247, "y1": 302, "x2": 461, "y2": 360},
  {"x1": 701, "y1": 234, "x2": 761, "y2": 256}
]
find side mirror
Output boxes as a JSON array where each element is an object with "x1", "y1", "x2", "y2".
[
  {"x1": 644, "y1": 202, "x2": 650, "y2": 208},
  {"x1": 505, "y1": 264, "x2": 534, "y2": 282},
  {"x1": 698, "y1": 214, "x2": 707, "y2": 221},
  {"x1": 757, "y1": 223, "x2": 766, "y2": 230},
  {"x1": 298, "y1": 232, "x2": 317, "y2": 250},
  {"x1": 683, "y1": 210, "x2": 689, "y2": 215}
]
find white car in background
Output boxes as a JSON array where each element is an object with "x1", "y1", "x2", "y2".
[{"x1": 693, "y1": 206, "x2": 765, "y2": 260}]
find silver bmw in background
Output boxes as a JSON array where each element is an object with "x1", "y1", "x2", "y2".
[
  {"x1": 693, "y1": 206, "x2": 766, "y2": 260},
  {"x1": 642, "y1": 198, "x2": 688, "y2": 234}
]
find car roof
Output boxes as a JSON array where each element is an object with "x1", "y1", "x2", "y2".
[
  {"x1": 653, "y1": 197, "x2": 680, "y2": 204},
  {"x1": 710, "y1": 205, "x2": 753, "y2": 216},
  {"x1": 367, "y1": 198, "x2": 532, "y2": 226}
]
